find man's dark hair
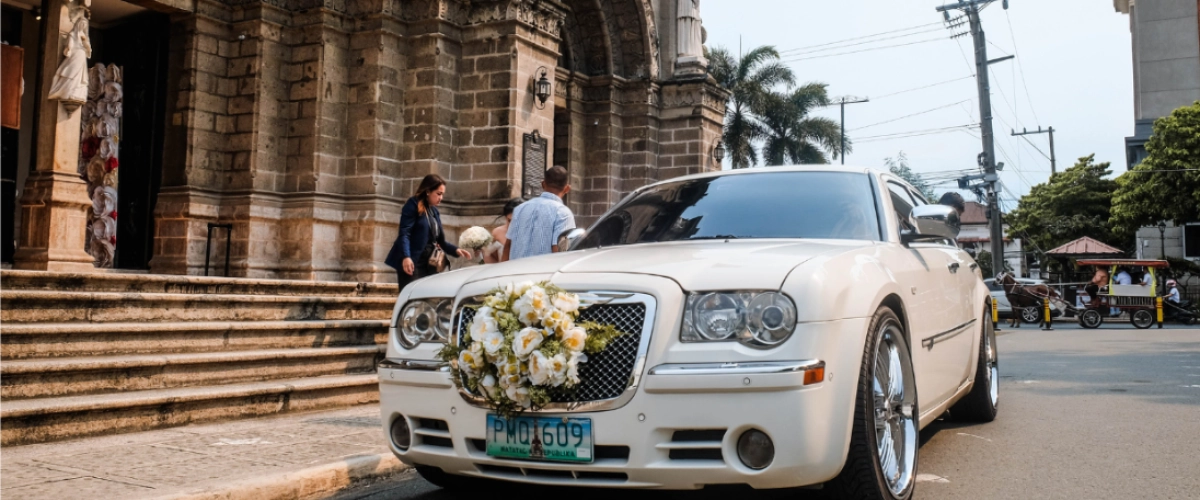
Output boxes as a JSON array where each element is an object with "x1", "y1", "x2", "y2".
[
  {"x1": 544, "y1": 165, "x2": 569, "y2": 191},
  {"x1": 938, "y1": 192, "x2": 966, "y2": 213}
]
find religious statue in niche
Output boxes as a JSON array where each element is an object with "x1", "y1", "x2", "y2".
[
  {"x1": 675, "y1": 0, "x2": 707, "y2": 76},
  {"x1": 47, "y1": 0, "x2": 92, "y2": 107},
  {"x1": 78, "y1": 63, "x2": 121, "y2": 267}
]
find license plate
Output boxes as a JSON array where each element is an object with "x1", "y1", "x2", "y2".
[{"x1": 485, "y1": 414, "x2": 594, "y2": 463}]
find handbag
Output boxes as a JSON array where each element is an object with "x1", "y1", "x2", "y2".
[{"x1": 424, "y1": 210, "x2": 447, "y2": 273}]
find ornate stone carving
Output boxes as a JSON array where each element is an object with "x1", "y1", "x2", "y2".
[
  {"x1": 673, "y1": 0, "x2": 706, "y2": 77},
  {"x1": 47, "y1": 0, "x2": 91, "y2": 107},
  {"x1": 465, "y1": 0, "x2": 565, "y2": 37}
]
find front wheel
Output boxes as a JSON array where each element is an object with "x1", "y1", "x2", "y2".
[
  {"x1": 1079, "y1": 309, "x2": 1103, "y2": 329},
  {"x1": 951, "y1": 308, "x2": 998, "y2": 422},
  {"x1": 1021, "y1": 306, "x2": 1042, "y2": 324},
  {"x1": 1131, "y1": 309, "x2": 1155, "y2": 329},
  {"x1": 826, "y1": 307, "x2": 918, "y2": 500}
]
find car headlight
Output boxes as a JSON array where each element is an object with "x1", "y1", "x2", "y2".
[
  {"x1": 682, "y1": 291, "x2": 797, "y2": 348},
  {"x1": 397, "y1": 298, "x2": 454, "y2": 349}
]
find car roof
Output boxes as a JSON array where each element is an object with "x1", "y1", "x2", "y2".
[{"x1": 635, "y1": 165, "x2": 908, "y2": 193}]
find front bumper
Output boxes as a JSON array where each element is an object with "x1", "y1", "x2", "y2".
[{"x1": 378, "y1": 316, "x2": 868, "y2": 490}]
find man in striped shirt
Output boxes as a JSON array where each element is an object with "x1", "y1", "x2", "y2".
[{"x1": 504, "y1": 165, "x2": 576, "y2": 261}]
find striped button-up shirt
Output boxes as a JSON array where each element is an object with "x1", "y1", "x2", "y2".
[{"x1": 506, "y1": 192, "x2": 576, "y2": 260}]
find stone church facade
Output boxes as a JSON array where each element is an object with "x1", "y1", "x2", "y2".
[{"x1": 3, "y1": 0, "x2": 726, "y2": 282}]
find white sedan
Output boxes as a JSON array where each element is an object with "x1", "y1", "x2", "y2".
[{"x1": 378, "y1": 166, "x2": 997, "y2": 500}]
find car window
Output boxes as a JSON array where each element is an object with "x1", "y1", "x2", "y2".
[
  {"x1": 886, "y1": 182, "x2": 916, "y2": 232},
  {"x1": 985, "y1": 280, "x2": 1001, "y2": 292},
  {"x1": 574, "y1": 171, "x2": 883, "y2": 248}
]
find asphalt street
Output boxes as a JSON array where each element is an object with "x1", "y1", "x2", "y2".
[{"x1": 334, "y1": 322, "x2": 1200, "y2": 500}]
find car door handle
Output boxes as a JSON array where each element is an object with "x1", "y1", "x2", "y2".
[
  {"x1": 947, "y1": 262, "x2": 960, "y2": 273},
  {"x1": 969, "y1": 262, "x2": 978, "y2": 271}
]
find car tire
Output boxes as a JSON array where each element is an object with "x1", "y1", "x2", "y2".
[
  {"x1": 1131, "y1": 309, "x2": 1154, "y2": 329},
  {"x1": 1020, "y1": 306, "x2": 1042, "y2": 324},
  {"x1": 1079, "y1": 309, "x2": 1103, "y2": 329},
  {"x1": 825, "y1": 307, "x2": 918, "y2": 500},
  {"x1": 950, "y1": 307, "x2": 998, "y2": 422}
]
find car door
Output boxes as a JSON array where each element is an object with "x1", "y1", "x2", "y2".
[{"x1": 884, "y1": 181, "x2": 969, "y2": 408}]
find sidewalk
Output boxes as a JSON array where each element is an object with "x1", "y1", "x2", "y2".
[{"x1": 0, "y1": 405, "x2": 406, "y2": 500}]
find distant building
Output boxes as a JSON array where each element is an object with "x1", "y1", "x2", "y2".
[
  {"x1": 1113, "y1": 0, "x2": 1200, "y2": 169},
  {"x1": 956, "y1": 201, "x2": 1024, "y2": 276}
]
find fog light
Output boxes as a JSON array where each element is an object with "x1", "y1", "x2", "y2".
[
  {"x1": 391, "y1": 415, "x2": 412, "y2": 451},
  {"x1": 736, "y1": 429, "x2": 774, "y2": 470}
]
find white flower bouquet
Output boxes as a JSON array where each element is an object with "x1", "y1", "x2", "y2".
[
  {"x1": 457, "y1": 226, "x2": 493, "y2": 251},
  {"x1": 437, "y1": 281, "x2": 624, "y2": 417}
]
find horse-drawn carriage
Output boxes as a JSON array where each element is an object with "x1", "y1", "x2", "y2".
[{"x1": 1076, "y1": 259, "x2": 1167, "y2": 329}]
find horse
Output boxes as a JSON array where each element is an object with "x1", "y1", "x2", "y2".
[{"x1": 995, "y1": 272, "x2": 1063, "y2": 328}]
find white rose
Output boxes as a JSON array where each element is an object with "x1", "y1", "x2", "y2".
[
  {"x1": 512, "y1": 327, "x2": 545, "y2": 360},
  {"x1": 515, "y1": 281, "x2": 533, "y2": 296},
  {"x1": 513, "y1": 297, "x2": 540, "y2": 327},
  {"x1": 480, "y1": 374, "x2": 501, "y2": 400},
  {"x1": 458, "y1": 349, "x2": 480, "y2": 376},
  {"x1": 566, "y1": 352, "x2": 587, "y2": 386},
  {"x1": 542, "y1": 308, "x2": 569, "y2": 335},
  {"x1": 561, "y1": 326, "x2": 587, "y2": 353},
  {"x1": 523, "y1": 286, "x2": 550, "y2": 313},
  {"x1": 469, "y1": 308, "x2": 498, "y2": 340},
  {"x1": 553, "y1": 293, "x2": 580, "y2": 314},
  {"x1": 547, "y1": 353, "x2": 569, "y2": 386},
  {"x1": 480, "y1": 330, "x2": 505, "y2": 355},
  {"x1": 528, "y1": 351, "x2": 551, "y2": 385},
  {"x1": 506, "y1": 385, "x2": 532, "y2": 408}
]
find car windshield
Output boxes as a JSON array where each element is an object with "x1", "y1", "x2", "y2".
[{"x1": 574, "y1": 171, "x2": 882, "y2": 249}]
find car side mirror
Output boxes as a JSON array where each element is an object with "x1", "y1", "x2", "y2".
[
  {"x1": 901, "y1": 205, "x2": 961, "y2": 245},
  {"x1": 557, "y1": 228, "x2": 586, "y2": 251}
]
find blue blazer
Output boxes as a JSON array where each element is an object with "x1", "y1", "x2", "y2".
[{"x1": 385, "y1": 198, "x2": 460, "y2": 270}]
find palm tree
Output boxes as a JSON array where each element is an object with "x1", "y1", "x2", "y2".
[
  {"x1": 758, "y1": 84, "x2": 844, "y2": 165},
  {"x1": 708, "y1": 46, "x2": 795, "y2": 169}
]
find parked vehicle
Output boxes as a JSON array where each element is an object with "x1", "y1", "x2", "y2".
[
  {"x1": 984, "y1": 277, "x2": 1062, "y2": 323},
  {"x1": 379, "y1": 166, "x2": 996, "y2": 500},
  {"x1": 1076, "y1": 259, "x2": 1169, "y2": 329}
]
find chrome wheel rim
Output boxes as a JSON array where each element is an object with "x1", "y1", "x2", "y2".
[
  {"x1": 873, "y1": 324, "x2": 916, "y2": 497},
  {"x1": 985, "y1": 321, "x2": 998, "y2": 406}
]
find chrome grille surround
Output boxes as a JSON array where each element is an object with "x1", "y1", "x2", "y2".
[{"x1": 451, "y1": 292, "x2": 657, "y2": 413}]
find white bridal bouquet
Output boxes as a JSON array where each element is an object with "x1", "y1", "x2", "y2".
[
  {"x1": 457, "y1": 226, "x2": 493, "y2": 251},
  {"x1": 437, "y1": 281, "x2": 624, "y2": 417}
]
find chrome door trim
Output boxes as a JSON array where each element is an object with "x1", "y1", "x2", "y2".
[
  {"x1": 920, "y1": 319, "x2": 976, "y2": 350},
  {"x1": 647, "y1": 360, "x2": 824, "y2": 376}
]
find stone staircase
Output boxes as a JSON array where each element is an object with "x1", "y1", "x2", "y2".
[{"x1": 0, "y1": 271, "x2": 397, "y2": 446}]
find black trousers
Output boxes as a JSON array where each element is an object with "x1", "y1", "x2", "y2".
[
  {"x1": 1084, "y1": 284, "x2": 1099, "y2": 303},
  {"x1": 396, "y1": 262, "x2": 438, "y2": 293}
]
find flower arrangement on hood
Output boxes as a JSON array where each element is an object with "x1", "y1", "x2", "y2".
[{"x1": 437, "y1": 281, "x2": 624, "y2": 418}]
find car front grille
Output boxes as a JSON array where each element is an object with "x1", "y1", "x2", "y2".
[{"x1": 456, "y1": 301, "x2": 648, "y2": 404}]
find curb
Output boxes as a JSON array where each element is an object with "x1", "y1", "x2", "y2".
[{"x1": 160, "y1": 452, "x2": 408, "y2": 500}]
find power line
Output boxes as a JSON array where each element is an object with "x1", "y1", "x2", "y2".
[
  {"x1": 848, "y1": 99, "x2": 972, "y2": 131},
  {"x1": 778, "y1": 27, "x2": 949, "y2": 57},
  {"x1": 1004, "y1": 8, "x2": 1043, "y2": 125},
  {"x1": 777, "y1": 20, "x2": 949, "y2": 55},
  {"x1": 780, "y1": 36, "x2": 952, "y2": 63},
  {"x1": 854, "y1": 124, "x2": 980, "y2": 143},
  {"x1": 872, "y1": 75, "x2": 975, "y2": 100}
]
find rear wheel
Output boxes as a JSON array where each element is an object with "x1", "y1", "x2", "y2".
[
  {"x1": 825, "y1": 308, "x2": 917, "y2": 500},
  {"x1": 1021, "y1": 306, "x2": 1042, "y2": 324},
  {"x1": 1079, "y1": 309, "x2": 1103, "y2": 329},
  {"x1": 951, "y1": 308, "x2": 998, "y2": 422},
  {"x1": 1131, "y1": 309, "x2": 1154, "y2": 329}
]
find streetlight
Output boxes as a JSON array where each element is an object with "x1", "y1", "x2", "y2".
[{"x1": 1158, "y1": 221, "x2": 1168, "y2": 259}]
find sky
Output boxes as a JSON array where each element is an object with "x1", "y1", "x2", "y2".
[{"x1": 702, "y1": 0, "x2": 1135, "y2": 210}]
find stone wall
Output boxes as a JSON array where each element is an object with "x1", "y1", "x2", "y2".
[{"x1": 142, "y1": 0, "x2": 725, "y2": 281}]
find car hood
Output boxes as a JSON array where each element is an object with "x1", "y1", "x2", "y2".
[{"x1": 463, "y1": 239, "x2": 870, "y2": 291}]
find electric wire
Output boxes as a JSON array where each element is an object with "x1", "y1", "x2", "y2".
[
  {"x1": 779, "y1": 36, "x2": 952, "y2": 63},
  {"x1": 871, "y1": 75, "x2": 975, "y2": 100},
  {"x1": 777, "y1": 20, "x2": 949, "y2": 55},
  {"x1": 852, "y1": 124, "x2": 980, "y2": 143},
  {"x1": 847, "y1": 99, "x2": 973, "y2": 132},
  {"x1": 1005, "y1": 8, "x2": 1043, "y2": 125},
  {"x1": 778, "y1": 27, "x2": 949, "y2": 57}
]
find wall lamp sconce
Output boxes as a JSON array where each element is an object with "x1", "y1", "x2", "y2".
[
  {"x1": 534, "y1": 67, "x2": 551, "y2": 109},
  {"x1": 713, "y1": 142, "x2": 726, "y2": 163}
]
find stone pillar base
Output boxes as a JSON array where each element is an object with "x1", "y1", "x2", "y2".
[{"x1": 14, "y1": 171, "x2": 96, "y2": 272}]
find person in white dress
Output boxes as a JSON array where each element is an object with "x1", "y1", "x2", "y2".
[{"x1": 483, "y1": 199, "x2": 522, "y2": 264}]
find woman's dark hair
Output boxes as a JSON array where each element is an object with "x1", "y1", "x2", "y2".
[
  {"x1": 414, "y1": 174, "x2": 446, "y2": 214},
  {"x1": 503, "y1": 198, "x2": 522, "y2": 217}
]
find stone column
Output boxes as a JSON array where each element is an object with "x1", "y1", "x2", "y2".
[
  {"x1": 14, "y1": 0, "x2": 95, "y2": 271},
  {"x1": 657, "y1": 76, "x2": 728, "y2": 180}
]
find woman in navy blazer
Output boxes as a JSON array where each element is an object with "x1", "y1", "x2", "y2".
[{"x1": 386, "y1": 174, "x2": 471, "y2": 290}]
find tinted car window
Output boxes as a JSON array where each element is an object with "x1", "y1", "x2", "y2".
[{"x1": 575, "y1": 172, "x2": 882, "y2": 249}]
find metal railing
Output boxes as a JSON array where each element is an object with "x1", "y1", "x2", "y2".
[{"x1": 204, "y1": 223, "x2": 233, "y2": 277}]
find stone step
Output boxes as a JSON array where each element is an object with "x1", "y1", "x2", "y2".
[
  {"x1": 0, "y1": 270, "x2": 399, "y2": 297},
  {"x1": 1, "y1": 290, "x2": 396, "y2": 323},
  {"x1": 1, "y1": 346, "x2": 386, "y2": 400},
  {"x1": 1, "y1": 320, "x2": 389, "y2": 359},
  {"x1": 0, "y1": 374, "x2": 381, "y2": 446}
]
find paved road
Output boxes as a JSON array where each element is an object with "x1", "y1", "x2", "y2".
[{"x1": 335, "y1": 323, "x2": 1200, "y2": 499}]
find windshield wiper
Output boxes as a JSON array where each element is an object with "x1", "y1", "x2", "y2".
[{"x1": 687, "y1": 235, "x2": 741, "y2": 241}]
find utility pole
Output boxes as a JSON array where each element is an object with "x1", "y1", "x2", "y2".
[
  {"x1": 938, "y1": 0, "x2": 1009, "y2": 278},
  {"x1": 837, "y1": 96, "x2": 869, "y2": 165},
  {"x1": 1011, "y1": 126, "x2": 1057, "y2": 174}
]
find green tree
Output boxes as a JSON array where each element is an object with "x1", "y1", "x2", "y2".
[
  {"x1": 1009, "y1": 154, "x2": 1124, "y2": 253},
  {"x1": 1111, "y1": 101, "x2": 1200, "y2": 237},
  {"x1": 884, "y1": 152, "x2": 936, "y2": 200},
  {"x1": 758, "y1": 84, "x2": 844, "y2": 165},
  {"x1": 708, "y1": 45, "x2": 795, "y2": 169}
]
